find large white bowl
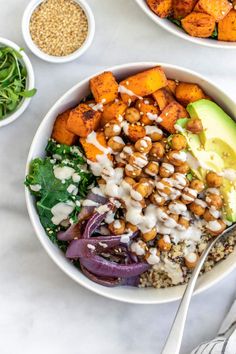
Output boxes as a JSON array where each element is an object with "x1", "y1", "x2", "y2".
[
  {"x1": 135, "y1": 0, "x2": 236, "y2": 49},
  {"x1": 25, "y1": 62, "x2": 236, "y2": 304},
  {"x1": 0, "y1": 37, "x2": 35, "y2": 128}
]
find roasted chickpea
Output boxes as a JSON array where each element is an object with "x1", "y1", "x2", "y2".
[
  {"x1": 98, "y1": 178, "x2": 106, "y2": 186},
  {"x1": 206, "y1": 172, "x2": 223, "y2": 188},
  {"x1": 203, "y1": 209, "x2": 217, "y2": 222},
  {"x1": 108, "y1": 219, "x2": 126, "y2": 235},
  {"x1": 126, "y1": 222, "x2": 138, "y2": 233},
  {"x1": 149, "y1": 142, "x2": 165, "y2": 159},
  {"x1": 189, "y1": 200, "x2": 206, "y2": 216},
  {"x1": 120, "y1": 145, "x2": 135, "y2": 161},
  {"x1": 142, "y1": 227, "x2": 157, "y2": 242},
  {"x1": 135, "y1": 171, "x2": 150, "y2": 181},
  {"x1": 125, "y1": 164, "x2": 142, "y2": 178},
  {"x1": 104, "y1": 122, "x2": 121, "y2": 138},
  {"x1": 169, "y1": 213, "x2": 179, "y2": 223},
  {"x1": 156, "y1": 179, "x2": 172, "y2": 196},
  {"x1": 166, "y1": 150, "x2": 187, "y2": 166},
  {"x1": 175, "y1": 162, "x2": 190, "y2": 174},
  {"x1": 181, "y1": 187, "x2": 198, "y2": 204},
  {"x1": 190, "y1": 179, "x2": 205, "y2": 192},
  {"x1": 206, "y1": 219, "x2": 226, "y2": 236},
  {"x1": 157, "y1": 236, "x2": 172, "y2": 251},
  {"x1": 124, "y1": 176, "x2": 136, "y2": 187},
  {"x1": 129, "y1": 152, "x2": 148, "y2": 169},
  {"x1": 146, "y1": 126, "x2": 163, "y2": 141},
  {"x1": 135, "y1": 137, "x2": 152, "y2": 153},
  {"x1": 107, "y1": 136, "x2": 125, "y2": 153},
  {"x1": 159, "y1": 162, "x2": 175, "y2": 178},
  {"x1": 186, "y1": 118, "x2": 203, "y2": 134},
  {"x1": 131, "y1": 181, "x2": 153, "y2": 200},
  {"x1": 206, "y1": 193, "x2": 223, "y2": 209},
  {"x1": 150, "y1": 192, "x2": 166, "y2": 206},
  {"x1": 171, "y1": 173, "x2": 188, "y2": 189},
  {"x1": 145, "y1": 247, "x2": 160, "y2": 265},
  {"x1": 185, "y1": 253, "x2": 199, "y2": 269},
  {"x1": 171, "y1": 134, "x2": 187, "y2": 151},
  {"x1": 178, "y1": 216, "x2": 190, "y2": 229},
  {"x1": 145, "y1": 161, "x2": 159, "y2": 177},
  {"x1": 125, "y1": 107, "x2": 140, "y2": 123}
]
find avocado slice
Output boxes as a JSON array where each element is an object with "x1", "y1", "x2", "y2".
[{"x1": 176, "y1": 100, "x2": 236, "y2": 222}]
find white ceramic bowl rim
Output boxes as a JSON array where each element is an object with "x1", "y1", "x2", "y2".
[
  {"x1": 22, "y1": 0, "x2": 95, "y2": 63},
  {"x1": 135, "y1": 0, "x2": 236, "y2": 49},
  {"x1": 0, "y1": 37, "x2": 35, "y2": 128},
  {"x1": 25, "y1": 62, "x2": 236, "y2": 304}
]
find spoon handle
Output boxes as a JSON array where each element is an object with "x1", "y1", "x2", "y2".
[{"x1": 161, "y1": 235, "x2": 221, "y2": 354}]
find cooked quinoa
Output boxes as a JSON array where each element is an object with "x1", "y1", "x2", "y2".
[{"x1": 30, "y1": 0, "x2": 88, "y2": 56}]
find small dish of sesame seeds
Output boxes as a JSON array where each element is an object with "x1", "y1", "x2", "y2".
[{"x1": 22, "y1": 0, "x2": 95, "y2": 63}]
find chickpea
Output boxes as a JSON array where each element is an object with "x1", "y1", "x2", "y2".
[
  {"x1": 157, "y1": 236, "x2": 172, "y2": 251},
  {"x1": 135, "y1": 172, "x2": 150, "y2": 181},
  {"x1": 98, "y1": 178, "x2": 106, "y2": 186},
  {"x1": 171, "y1": 173, "x2": 188, "y2": 189},
  {"x1": 142, "y1": 227, "x2": 157, "y2": 242},
  {"x1": 186, "y1": 118, "x2": 203, "y2": 134},
  {"x1": 107, "y1": 136, "x2": 125, "y2": 153},
  {"x1": 150, "y1": 192, "x2": 166, "y2": 206},
  {"x1": 104, "y1": 122, "x2": 121, "y2": 138},
  {"x1": 175, "y1": 162, "x2": 190, "y2": 174},
  {"x1": 126, "y1": 222, "x2": 138, "y2": 233},
  {"x1": 190, "y1": 179, "x2": 205, "y2": 192},
  {"x1": 129, "y1": 152, "x2": 148, "y2": 169},
  {"x1": 171, "y1": 134, "x2": 187, "y2": 151},
  {"x1": 156, "y1": 179, "x2": 172, "y2": 196},
  {"x1": 130, "y1": 240, "x2": 147, "y2": 256},
  {"x1": 135, "y1": 137, "x2": 152, "y2": 153},
  {"x1": 160, "y1": 137, "x2": 168, "y2": 150},
  {"x1": 145, "y1": 161, "x2": 159, "y2": 177},
  {"x1": 125, "y1": 164, "x2": 142, "y2": 178},
  {"x1": 159, "y1": 162, "x2": 175, "y2": 178},
  {"x1": 146, "y1": 126, "x2": 163, "y2": 141},
  {"x1": 189, "y1": 201, "x2": 206, "y2": 216},
  {"x1": 132, "y1": 181, "x2": 154, "y2": 200},
  {"x1": 138, "y1": 177, "x2": 155, "y2": 186},
  {"x1": 181, "y1": 187, "x2": 198, "y2": 204},
  {"x1": 149, "y1": 142, "x2": 165, "y2": 159},
  {"x1": 185, "y1": 253, "x2": 199, "y2": 269},
  {"x1": 206, "y1": 172, "x2": 223, "y2": 188},
  {"x1": 206, "y1": 219, "x2": 226, "y2": 236},
  {"x1": 169, "y1": 213, "x2": 179, "y2": 223},
  {"x1": 120, "y1": 145, "x2": 135, "y2": 161},
  {"x1": 166, "y1": 150, "x2": 187, "y2": 167},
  {"x1": 124, "y1": 176, "x2": 136, "y2": 187},
  {"x1": 108, "y1": 219, "x2": 126, "y2": 235},
  {"x1": 145, "y1": 247, "x2": 160, "y2": 265},
  {"x1": 178, "y1": 216, "x2": 190, "y2": 229},
  {"x1": 125, "y1": 107, "x2": 140, "y2": 123},
  {"x1": 203, "y1": 209, "x2": 216, "y2": 222},
  {"x1": 206, "y1": 193, "x2": 223, "y2": 209},
  {"x1": 140, "y1": 115, "x2": 153, "y2": 125}
]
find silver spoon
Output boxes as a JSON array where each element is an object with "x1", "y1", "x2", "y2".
[{"x1": 161, "y1": 223, "x2": 236, "y2": 354}]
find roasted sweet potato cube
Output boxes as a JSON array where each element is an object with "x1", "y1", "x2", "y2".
[
  {"x1": 176, "y1": 82, "x2": 206, "y2": 106},
  {"x1": 80, "y1": 132, "x2": 111, "y2": 162},
  {"x1": 100, "y1": 100, "x2": 127, "y2": 127},
  {"x1": 119, "y1": 67, "x2": 167, "y2": 104},
  {"x1": 159, "y1": 102, "x2": 189, "y2": 133},
  {"x1": 146, "y1": 0, "x2": 173, "y2": 18},
  {"x1": 198, "y1": 0, "x2": 232, "y2": 22},
  {"x1": 194, "y1": 1, "x2": 205, "y2": 12},
  {"x1": 218, "y1": 10, "x2": 236, "y2": 41},
  {"x1": 173, "y1": 0, "x2": 198, "y2": 19},
  {"x1": 90, "y1": 71, "x2": 119, "y2": 104},
  {"x1": 152, "y1": 88, "x2": 175, "y2": 110},
  {"x1": 181, "y1": 12, "x2": 216, "y2": 37},
  {"x1": 67, "y1": 103, "x2": 101, "y2": 138},
  {"x1": 135, "y1": 99, "x2": 160, "y2": 125},
  {"x1": 126, "y1": 125, "x2": 146, "y2": 142},
  {"x1": 51, "y1": 109, "x2": 77, "y2": 146},
  {"x1": 167, "y1": 79, "x2": 177, "y2": 95}
]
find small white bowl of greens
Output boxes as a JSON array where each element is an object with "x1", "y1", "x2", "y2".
[{"x1": 0, "y1": 37, "x2": 36, "y2": 127}]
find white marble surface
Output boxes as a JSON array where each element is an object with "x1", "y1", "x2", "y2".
[{"x1": 1, "y1": 1, "x2": 236, "y2": 353}]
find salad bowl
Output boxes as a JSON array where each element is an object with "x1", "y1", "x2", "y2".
[
  {"x1": 135, "y1": 0, "x2": 236, "y2": 49},
  {"x1": 25, "y1": 62, "x2": 236, "y2": 304}
]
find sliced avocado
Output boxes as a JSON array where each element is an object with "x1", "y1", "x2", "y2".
[
  {"x1": 187, "y1": 99, "x2": 236, "y2": 170},
  {"x1": 176, "y1": 101, "x2": 236, "y2": 222}
]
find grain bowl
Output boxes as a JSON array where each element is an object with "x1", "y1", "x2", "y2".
[{"x1": 25, "y1": 62, "x2": 236, "y2": 304}]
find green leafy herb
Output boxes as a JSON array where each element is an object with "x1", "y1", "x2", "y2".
[
  {"x1": 211, "y1": 25, "x2": 218, "y2": 40},
  {"x1": 168, "y1": 17, "x2": 182, "y2": 28},
  {"x1": 0, "y1": 46, "x2": 37, "y2": 120},
  {"x1": 25, "y1": 141, "x2": 95, "y2": 247}
]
